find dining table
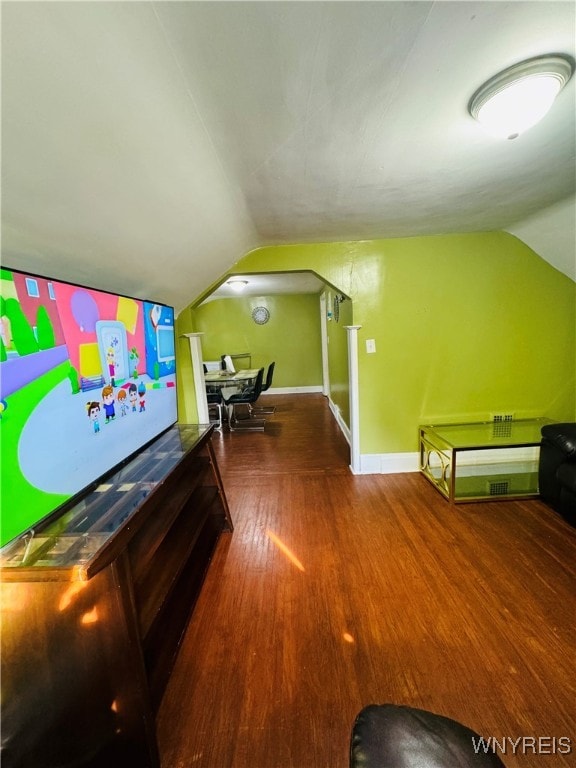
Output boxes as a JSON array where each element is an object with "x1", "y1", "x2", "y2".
[
  {"x1": 204, "y1": 368, "x2": 260, "y2": 386},
  {"x1": 204, "y1": 368, "x2": 260, "y2": 400}
]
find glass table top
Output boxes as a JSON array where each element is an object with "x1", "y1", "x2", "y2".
[
  {"x1": 1, "y1": 423, "x2": 211, "y2": 572},
  {"x1": 421, "y1": 418, "x2": 553, "y2": 450}
]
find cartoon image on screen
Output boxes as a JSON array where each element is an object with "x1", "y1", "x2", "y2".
[{"x1": 0, "y1": 268, "x2": 178, "y2": 548}]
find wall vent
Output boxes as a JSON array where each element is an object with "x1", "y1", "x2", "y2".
[
  {"x1": 487, "y1": 479, "x2": 510, "y2": 496},
  {"x1": 492, "y1": 413, "x2": 514, "y2": 437}
]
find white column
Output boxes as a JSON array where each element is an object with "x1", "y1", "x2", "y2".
[
  {"x1": 182, "y1": 333, "x2": 209, "y2": 424},
  {"x1": 344, "y1": 325, "x2": 362, "y2": 474}
]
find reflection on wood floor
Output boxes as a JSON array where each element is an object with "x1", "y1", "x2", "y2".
[{"x1": 156, "y1": 394, "x2": 576, "y2": 768}]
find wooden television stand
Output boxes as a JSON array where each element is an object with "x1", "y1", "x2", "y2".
[{"x1": 1, "y1": 424, "x2": 232, "y2": 768}]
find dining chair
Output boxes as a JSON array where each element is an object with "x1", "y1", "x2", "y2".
[
  {"x1": 221, "y1": 354, "x2": 236, "y2": 373},
  {"x1": 249, "y1": 361, "x2": 276, "y2": 415},
  {"x1": 222, "y1": 367, "x2": 266, "y2": 431},
  {"x1": 206, "y1": 391, "x2": 224, "y2": 430}
]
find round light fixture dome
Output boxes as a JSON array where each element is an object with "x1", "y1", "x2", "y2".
[
  {"x1": 469, "y1": 54, "x2": 574, "y2": 139},
  {"x1": 226, "y1": 279, "x2": 248, "y2": 293}
]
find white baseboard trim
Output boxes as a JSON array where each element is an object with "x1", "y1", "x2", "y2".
[
  {"x1": 328, "y1": 397, "x2": 351, "y2": 445},
  {"x1": 266, "y1": 386, "x2": 323, "y2": 395},
  {"x1": 455, "y1": 447, "x2": 538, "y2": 464},
  {"x1": 358, "y1": 452, "x2": 420, "y2": 474},
  {"x1": 355, "y1": 447, "x2": 539, "y2": 476}
]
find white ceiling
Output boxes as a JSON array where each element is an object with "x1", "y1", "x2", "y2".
[
  {"x1": 2, "y1": 1, "x2": 575, "y2": 312},
  {"x1": 203, "y1": 270, "x2": 328, "y2": 302}
]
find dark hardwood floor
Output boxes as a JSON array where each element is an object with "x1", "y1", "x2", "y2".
[{"x1": 156, "y1": 395, "x2": 575, "y2": 768}]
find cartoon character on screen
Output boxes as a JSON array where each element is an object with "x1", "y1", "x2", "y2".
[
  {"x1": 128, "y1": 382, "x2": 138, "y2": 412},
  {"x1": 106, "y1": 346, "x2": 116, "y2": 387},
  {"x1": 138, "y1": 381, "x2": 146, "y2": 412},
  {"x1": 117, "y1": 388, "x2": 128, "y2": 417},
  {"x1": 86, "y1": 401, "x2": 101, "y2": 434},
  {"x1": 102, "y1": 384, "x2": 116, "y2": 424}
]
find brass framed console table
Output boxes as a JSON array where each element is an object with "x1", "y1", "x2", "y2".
[
  {"x1": 1, "y1": 423, "x2": 231, "y2": 768},
  {"x1": 419, "y1": 418, "x2": 553, "y2": 503}
]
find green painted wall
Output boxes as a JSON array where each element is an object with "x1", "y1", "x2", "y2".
[
  {"x1": 177, "y1": 231, "x2": 575, "y2": 454},
  {"x1": 175, "y1": 306, "x2": 199, "y2": 424},
  {"x1": 232, "y1": 232, "x2": 575, "y2": 452},
  {"x1": 192, "y1": 293, "x2": 323, "y2": 387}
]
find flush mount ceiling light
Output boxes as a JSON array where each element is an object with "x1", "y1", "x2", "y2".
[
  {"x1": 469, "y1": 54, "x2": 574, "y2": 140},
  {"x1": 226, "y1": 279, "x2": 248, "y2": 293}
]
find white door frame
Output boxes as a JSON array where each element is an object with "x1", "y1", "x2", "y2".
[
  {"x1": 344, "y1": 325, "x2": 362, "y2": 474},
  {"x1": 319, "y1": 292, "x2": 330, "y2": 396}
]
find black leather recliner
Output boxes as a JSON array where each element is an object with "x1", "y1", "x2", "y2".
[
  {"x1": 350, "y1": 704, "x2": 505, "y2": 767},
  {"x1": 539, "y1": 423, "x2": 576, "y2": 526}
]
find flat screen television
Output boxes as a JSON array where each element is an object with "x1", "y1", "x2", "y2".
[{"x1": 0, "y1": 267, "x2": 178, "y2": 548}]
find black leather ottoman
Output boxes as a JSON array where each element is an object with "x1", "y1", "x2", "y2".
[{"x1": 350, "y1": 704, "x2": 505, "y2": 767}]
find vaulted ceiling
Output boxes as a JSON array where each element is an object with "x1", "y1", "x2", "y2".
[{"x1": 2, "y1": 1, "x2": 575, "y2": 311}]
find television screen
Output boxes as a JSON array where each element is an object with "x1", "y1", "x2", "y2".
[{"x1": 0, "y1": 267, "x2": 178, "y2": 547}]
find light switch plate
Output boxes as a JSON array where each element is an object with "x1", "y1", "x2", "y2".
[{"x1": 366, "y1": 339, "x2": 376, "y2": 353}]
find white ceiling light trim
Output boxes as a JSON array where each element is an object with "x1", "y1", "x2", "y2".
[
  {"x1": 226, "y1": 279, "x2": 249, "y2": 293},
  {"x1": 469, "y1": 55, "x2": 574, "y2": 140}
]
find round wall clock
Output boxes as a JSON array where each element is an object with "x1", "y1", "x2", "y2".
[{"x1": 251, "y1": 306, "x2": 270, "y2": 325}]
